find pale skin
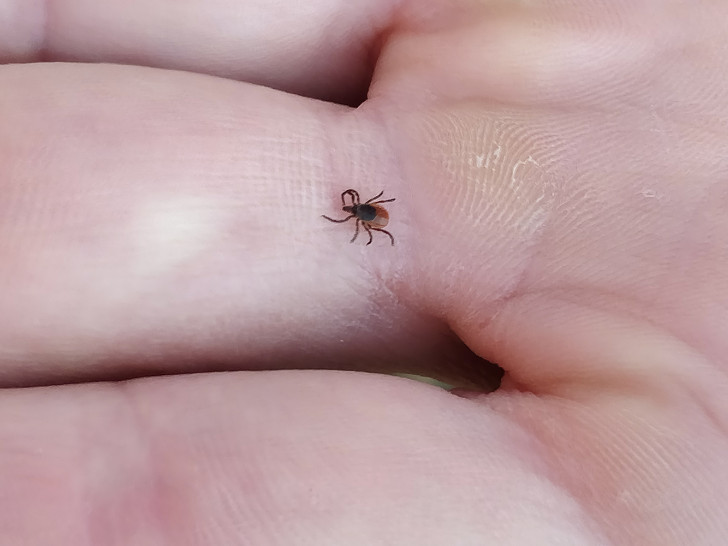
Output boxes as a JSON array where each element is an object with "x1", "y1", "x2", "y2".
[{"x1": 1, "y1": 0, "x2": 727, "y2": 544}]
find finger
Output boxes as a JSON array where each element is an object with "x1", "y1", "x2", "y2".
[
  {"x1": 372, "y1": 1, "x2": 728, "y2": 403},
  {"x1": 0, "y1": 62, "x2": 491, "y2": 387},
  {"x1": 372, "y1": 1, "x2": 726, "y2": 109},
  {"x1": 3, "y1": 371, "x2": 726, "y2": 544},
  {"x1": 1, "y1": 0, "x2": 397, "y2": 104}
]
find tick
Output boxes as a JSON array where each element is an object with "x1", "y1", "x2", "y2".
[{"x1": 322, "y1": 189, "x2": 396, "y2": 246}]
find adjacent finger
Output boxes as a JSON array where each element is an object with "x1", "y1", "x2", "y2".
[
  {"x1": 3, "y1": 371, "x2": 725, "y2": 545},
  {"x1": 0, "y1": 373, "x2": 543, "y2": 545},
  {"x1": 1, "y1": 0, "x2": 399, "y2": 103}
]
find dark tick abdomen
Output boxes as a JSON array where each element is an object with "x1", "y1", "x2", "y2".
[{"x1": 357, "y1": 204, "x2": 377, "y2": 221}]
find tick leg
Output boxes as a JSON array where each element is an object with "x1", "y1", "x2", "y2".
[
  {"x1": 371, "y1": 227, "x2": 395, "y2": 246},
  {"x1": 342, "y1": 189, "x2": 360, "y2": 206},
  {"x1": 364, "y1": 190, "x2": 384, "y2": 204},
  {"x1": 371, "y1": 198, "x2": 396, "y2": 204},
  {"x1": 322, "y1": 214, "x2": 355, "y2": 223},
  {"x1": 363, "y1": 223, "x2": 374, "y2": 245},
  {"x1": 350, "y1": 219, "x2": 360, "y2": 243}
]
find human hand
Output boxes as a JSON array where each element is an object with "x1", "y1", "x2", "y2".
[{"x1": 1, "y1": 0, "x2": 727, "y2": 544}]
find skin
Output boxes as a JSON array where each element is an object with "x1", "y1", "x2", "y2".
[{"x1": 1, "y1": 0, "x2": 727, "y2": 544}]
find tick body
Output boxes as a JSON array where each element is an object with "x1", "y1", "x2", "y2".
[{"x1": 322, "y1": 189, "x2": 396, "y2": 246}]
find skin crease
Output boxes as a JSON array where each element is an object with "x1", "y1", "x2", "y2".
[{"x1": 0, "y1": 0, "x2": 727, "y2": 544}]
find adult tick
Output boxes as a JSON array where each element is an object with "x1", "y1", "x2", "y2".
[{"x1": 322, "y1": 189, "x2": 395, "y2": 246}]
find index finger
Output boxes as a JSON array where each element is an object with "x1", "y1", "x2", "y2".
[{"x1": 0, "y1": 62, "x2": 487, "y2": 387}]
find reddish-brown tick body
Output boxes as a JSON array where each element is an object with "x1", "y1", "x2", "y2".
[{"x1": 322, "y1": 189, "x2": 395, "y2": 246}]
